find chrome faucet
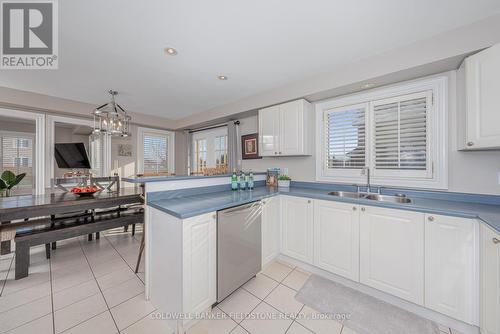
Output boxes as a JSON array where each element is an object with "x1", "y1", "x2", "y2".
[{"x1": 363, "y1": 167, "x2": 371, "y2": 194}]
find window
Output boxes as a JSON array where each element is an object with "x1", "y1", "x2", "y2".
[
  {"x1": 194, "y1": 139, "x2": 207, "y2": 173},
  {"x1": 13, "y1": 157, "x2": 30, "y2": 167},
  {"x1": 190, "y1": 127, "x2": 228, "y2": 174},
  {"x1": 215, "y1": 135, "x2": 228, "y2": 169},
  {"x1": 316, "y1": 76, "x2": 447, "y2": 189},
  {"x1": 0, "y1": 132, "x2": 35, "y2": 193},
  {"x1": 137, "y1": 127, "x2": 175, "y2": 175},
  {"x1": 13, "y1": 138, "x2": 31, "y2": 148}
]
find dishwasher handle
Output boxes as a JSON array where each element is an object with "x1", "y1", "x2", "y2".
[{"x1": 218, "y1": 201, "x2": 262, "y2": 216}]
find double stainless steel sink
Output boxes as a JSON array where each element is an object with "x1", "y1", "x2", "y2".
[{"x1": 328, "y1": 191, "x2": 411, "y2": 203}]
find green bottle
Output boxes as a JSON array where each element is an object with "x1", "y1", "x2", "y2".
[
  {"x1": 231, "y1": 169, "x2": 238, "y2": 190},
  {"x1": 239, "y1": 171, "x2": 247, "y2": 190}
]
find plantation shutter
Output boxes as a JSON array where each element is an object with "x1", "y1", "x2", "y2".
[
  {"x1": 143, "y1": 133, "x2": 168, "y2": 174},
  {"x1": 325, "y1": 104, "x2": 366, "y2": 169},
  {"x1": 373, "y1": 91, "x2": 430, "y2": 173}
]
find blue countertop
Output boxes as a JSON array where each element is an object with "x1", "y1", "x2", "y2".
[
  {"x1": 148, "y1": 185, "x2": 500, "y2": 233},
  {"x1": 123, "y1": 172, "x2": 266, "y2": 183}
]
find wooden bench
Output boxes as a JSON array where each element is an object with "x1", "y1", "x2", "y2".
[{"x1": 14, "y1": 209, "x2": 144, "y2": 279}]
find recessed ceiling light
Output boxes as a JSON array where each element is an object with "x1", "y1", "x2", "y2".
[
  {"x1": 164, "y1": 47, "x2": 178, "y2": 56},
  {"x1": 362, "y1": 83, "x2": 376, "y2": 89},
  {"x1": 218, "y1": 75, "x2": 228, "y2": 80}
]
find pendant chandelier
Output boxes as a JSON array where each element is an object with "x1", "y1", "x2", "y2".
[{"x1": 92, "y1": 90, "x2": 131, "y2": 137}]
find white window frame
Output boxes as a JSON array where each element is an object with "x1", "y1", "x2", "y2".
[
  {"x1": 137, "y1": 127, "x2": 175, "y2": 174},
  {"x1": 315, "y1": 75, "x2": 448, "y2": 189}
]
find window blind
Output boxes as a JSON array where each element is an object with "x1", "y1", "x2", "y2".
[
  {"x1": 373, "y1": 92, "x2": 429, "y2": 171},
  {"x1": 143, "y1": 134, "x2": 168, "y2": 174},
  {"x1": 325, "y1": 106, "x2": 366, "y2": 169}
]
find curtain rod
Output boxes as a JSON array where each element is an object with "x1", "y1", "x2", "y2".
[{"x1": 188, "y1": 121, "x2": 238, "y2": 134}]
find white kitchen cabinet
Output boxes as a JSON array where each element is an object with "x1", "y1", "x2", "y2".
[
  {"x1": 258, "y1": 99, "x2": 312, "y2": 156},
  {"x1": 425, "y1": 214, "x2": 478, "y2": 324},
  {"x1": 481, "y1": 224, "x2": 500, "y2": 334},
  {"x1": 149, "y1": 208, "x2": 217, "y2": 331},
  {"x1": 182, "y1": 212, "x2": 217, "y2": 320},
  {"x1": 281, "y1": 195, "x2": 314, "y2": 264},
  {"x1": 258, "y1": 105, "x2": 280, "y2": 156},
  {"x1": 359, "y1": 206, "x2": 425, "y2": 305},
  {"x1": 460, "y1": 43, "x2": 500, "y2": 150},
  {"x1": 313, "y1": 200, "x2": 360, "y2": 281},
  {"x1": 262, "y1": 196, "x2": 281, "y2": 266}
]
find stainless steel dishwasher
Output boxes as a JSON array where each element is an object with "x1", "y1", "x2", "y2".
[{"x1": 217, "y1": 201, "x2": 262, "y2": 302}]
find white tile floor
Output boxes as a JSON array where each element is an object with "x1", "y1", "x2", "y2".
[
  {"x1": 0, "y1": 227, "x2": 170, "y2": 334},
  {"x1": 0, "y1": 229, "x2": 463, "y2": 334}
]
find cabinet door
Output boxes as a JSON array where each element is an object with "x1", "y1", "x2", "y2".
[
  {"x1": 279, "y1": 100, "x2": 304, "y2": 155},
  {"x1": 262, "y1": 196, "x2": 281, "y2": 266},
  {"x1": 465, "y1": 44, "x2": 500, "y2": 149},
  {"x1": 182, "y1": 212, "x2": 216, "y2": 316},
  {"x1": 259, "y1": 106, "x2": 280, "y2": 156},
  {"x1": 359, "y1": 206, "x2": 424, "y2": 305},
  {"x1": 281, "y1": 196, "x2": 313, "y2": 264},
  {"x1": 314, "y1": 200, "x2": 359, "y2": 281},
  {"x1": 481, "y1": 224, "x2": 500, "y2": 334},
  {"x1": 425, "y1": 214, "x2": 478, "y2": 324}
]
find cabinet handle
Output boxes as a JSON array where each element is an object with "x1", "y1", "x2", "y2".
[
  {"x1": 467, "y1": 141, "x2": 474, "y2": 147},
  {"x1": 361, "y1": 207, "x2": 365, "y2": 212},
  {"x1": 274, "y1": 152, "x2": 277, "y2": 155},
  {"x1": 279, "y1": 152, "x2": 282, "y2": 155},
  {"x1": 307, "y1": 200, "x2": 311, "y2": 204},
  {"x1": 493, "y1": 238, "x2": 500, "y2": 244},
  {"x1": 352, "y1": 206, "x2": 357, "y2": 211},
  {"x1": 212, "y1": 214, "x2": 216, "y2": 219},
  {"x1": 262, "y1": 200, "x2": 266, "y2": 204},
  {"x1": 428, "y1": 216, "x2": 435, "y2": 222}
]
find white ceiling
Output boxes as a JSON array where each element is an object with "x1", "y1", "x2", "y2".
[{"x1": 1, "y1": 0, "x2": 500, "y2": 120}]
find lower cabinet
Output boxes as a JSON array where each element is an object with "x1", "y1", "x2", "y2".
[
  {"x1": 425, "y1": 214, "x2": 478, "y2": 324},
  {"x1": 313, "y1": 200, "x2": 360, "y2": 281},
  {"x1": 281, "y1": 195, "x2": 314, "y2": 264},
  {"x1": 182, "y1": 212, "x2": 217, "y2": 318},
  {"x1": 262, "y1": 196, "x2": 281, "y2": 266},
  {"x1": 481, "y1": 224, "x2": 500, "y2": 334},
  {"x1": 359, "y1": 206, "x2": 425, "y2": 305}
]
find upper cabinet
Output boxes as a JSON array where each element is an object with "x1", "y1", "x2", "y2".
[
  {"x1": 258, "y1": 99, "x2": 313, "y2": 156},
  {"x1": 459, "y1": 44, "x2": 500, "y2": 150}
]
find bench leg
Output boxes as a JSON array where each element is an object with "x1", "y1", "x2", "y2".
[
  {"x1": 51, "y1": 242, "x2": 56, "y2": 250},
  {"x1": 1, "y1": 221, "x2": 11, "y2": 255},
  {"x1": 0, "y1": 240, "x2": 11, "y2": 255},
  {"x1": 132, "y1": 224, "x2": 136, "y2": 236},
  {"x1": 124, "y1": 225, "x2": 129, "y2": 232},
  {"x1": 88, "y1": 233, "x2": 93, "y2": 241},
  {"x1": 96, "y1": 232, "x2": 100, "y2": 240},
  {"x1": 15, "y1": 242, "x2": 30, "y2": 280},
  {"x1": 45, "y1": 244, "x2": 51, "y2": 259}
]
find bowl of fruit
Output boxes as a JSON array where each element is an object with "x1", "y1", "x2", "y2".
[{"x1": 70, "y1": 185, "x2": 100, "y2": 196}]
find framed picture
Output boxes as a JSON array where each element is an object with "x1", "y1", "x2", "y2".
[{"x1": 241, "y1": 133, "x2": 261, "y2": 159}]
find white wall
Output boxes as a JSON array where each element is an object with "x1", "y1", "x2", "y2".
[{"x1": 240, "y1": 71, "x2": 500, "y2": 195}]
